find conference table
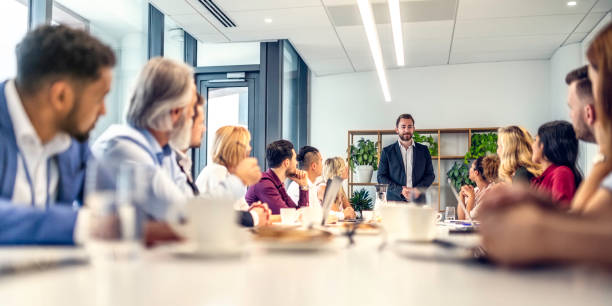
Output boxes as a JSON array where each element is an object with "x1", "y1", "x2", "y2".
[{"x1": 1, "y1": 225, "x2": 611, "y2": 306}]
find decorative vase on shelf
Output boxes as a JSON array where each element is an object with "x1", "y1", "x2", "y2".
[{"x1": 355, "y1": 165, "x2": 374, "y2": 183}]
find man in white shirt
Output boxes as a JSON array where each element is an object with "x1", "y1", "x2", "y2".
[
  {"x1": 377, "y1": 114, "x2": 435, "y2": 202},
  {"x1": 288, "y1": 146, "x2": 323, "y2": 207},
  {"x1": 0, "y1": 25, "x2": 115, "y2": 244}
]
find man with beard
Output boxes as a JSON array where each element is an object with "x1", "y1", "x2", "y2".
[
  {"x1": 0, "y1": 25, "x2": 115, "y2": 244},
  {"x1": 245, "y1": 140, "x2": 310, "y2": 214},
  {"x1": 377, "y1": 114, "x2": 435, "y2": 202},
  {"x1": 92, "y1": 57, "x2": 198, "y2": 221},
  {"x1": 566, "y1": 65, "x2": 596, "y2": 143}
]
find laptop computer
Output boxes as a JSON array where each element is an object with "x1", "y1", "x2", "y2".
[{"x1": 319, "y1": 176, "x2": 344, "y2": 226}]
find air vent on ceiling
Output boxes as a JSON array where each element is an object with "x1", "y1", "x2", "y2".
[{"x1": 198, "y1": 0, "x2": 236, "y2": 28}]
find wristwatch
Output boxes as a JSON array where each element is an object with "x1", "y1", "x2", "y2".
[{"x1": 300, "y1": 185, "x2": 309, "y2": 191}]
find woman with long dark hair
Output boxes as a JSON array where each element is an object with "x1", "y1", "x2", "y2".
[{"x1": 531, "y1": 121, "x2": 582, "y2": 206}]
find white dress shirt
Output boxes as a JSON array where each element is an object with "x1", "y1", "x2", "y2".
[
  {"x1": 195, "y1": 162, "x2": 259, "y2": 225},
  {"x1": 92, "y1": 124, "x2": 192, "y2": 221},
  {"x1": 5, "y1": 80, "x2": 71, "y2": 207},
  {"x1": 398, "y1": 139, "x2": 414, "y2": 188},
  {"x1": 287, "y1": 177, "x2": 321, "y2": 208},
  {"x1": 5, "y1": 79, "x2": 88, "y2": 244}
]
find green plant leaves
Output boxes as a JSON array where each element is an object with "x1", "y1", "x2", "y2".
[
  {"x1": 348, "y1": 138, "x2": 379, "y2": 171},
  {"x1": 413, "y1": 132, "x2": 438, "y2": 156},
  {"x1": 350, "y1": 189, "x2": 373, "y2": 212}
]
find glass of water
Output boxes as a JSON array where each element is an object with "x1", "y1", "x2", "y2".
[
  {"x1": 445, "y1": 206, "x2": 456, "y2": 221},
  {"x1": 85, "y1": 159, "x2": 146, "y2": 262}
]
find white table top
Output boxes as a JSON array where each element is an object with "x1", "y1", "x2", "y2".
[{"x1": 1, "y1": 228, "x2": 611, "y2": 306}]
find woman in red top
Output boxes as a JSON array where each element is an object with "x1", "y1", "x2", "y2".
[{"x1": 531, "y1": 121, "x2": 583, "y2": 207}]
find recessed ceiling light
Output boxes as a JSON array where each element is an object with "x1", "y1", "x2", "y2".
[
  {"x1": 567, "y1": 1, "x2": 577, "y2": 6},
  {"x1": 264, "y1": 18, "x2": 272, "y2": 23},
  {"x1": 357, "y1": 0, "x2": 392, "y2": 102}
]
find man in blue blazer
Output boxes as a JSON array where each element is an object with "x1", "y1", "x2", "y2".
[
  {"x1": 377, "y1": 114, "x2": 435, "y2": 202},
  {"x1": 0, "y1": 25, "x2": 116, "y2": 245}
]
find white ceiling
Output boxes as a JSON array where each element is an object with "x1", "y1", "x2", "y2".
[{"x1": 150, "y1": 0, "x2": 612, "y2": 76}]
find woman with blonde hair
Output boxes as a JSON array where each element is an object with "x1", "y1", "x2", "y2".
[
  {"x1": 317, "y1": 157, "x2": 356, "y2": 221},
  {"x1": 497, "y1": 126, "x2": 542, "y2": 185},
  {"x1": 195, "y1": 125, "x2": 269, "y2": 226}
]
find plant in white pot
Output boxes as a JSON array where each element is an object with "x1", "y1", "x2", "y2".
[{"x1": 348, "y1": 138, "x2": 379, "y2": 183}]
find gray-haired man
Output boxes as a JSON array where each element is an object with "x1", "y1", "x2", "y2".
[{"x1": 92, "y1": 57, "x2": 198, "y2": 220}]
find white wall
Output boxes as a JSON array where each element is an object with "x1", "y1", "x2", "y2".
[{"x1": 311, "y1": 60, "x2": 550, "y2": 159}]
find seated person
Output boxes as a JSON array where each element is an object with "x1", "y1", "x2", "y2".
[
  {"x1": 245, "y1": 140, "x2": 309, "y2": 215},
  {"x1": 531, "y1": 121, "x2": 582, "y2": 207},
  {"x1": 457, "y1": 155, "x2": 499, "y2": 220},
  {"x1": 476, "y1": 23, "x2": 612, "y2": 266},
  {"x1": 287, "y1": 146, "x2": 323, "y2": 208},
  {"x1": 92, "y1": 57, "x2": 198, "y2": 221},
  {"x1": 0, "y1": 25, "x2": 115, "y2": 245},
  {"x1": 497, "y1": 126, "x2": 542, "y2": 185},
  {"x1": 317, "y1": 157, "x2": 356, "y2": 221},
  {"x1": 195, "y1": 125, "x2": 269, "y2": 226}
]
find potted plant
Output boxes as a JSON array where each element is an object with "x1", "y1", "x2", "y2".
[
  {"x1": 350, "y1": 189, "x2": 374, "y2": 219},
  {"x1": 413, "y1": 132, "x2": 438, "y2": 157},
  {"x1": 348, "y1": 138, "x2": 379, "y2": 183}
]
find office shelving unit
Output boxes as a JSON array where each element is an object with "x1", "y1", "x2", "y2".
[{"x1": 347, "y1": 127, "x2": 498, "y2": 211}]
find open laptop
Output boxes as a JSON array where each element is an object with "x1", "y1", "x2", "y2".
[{"x1": 320, "y1": 176, "x2": 344, "y2": 226}]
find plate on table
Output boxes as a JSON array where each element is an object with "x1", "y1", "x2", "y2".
[{"x1": 251, "y1": 227, "x2": 334, "y2": 251}]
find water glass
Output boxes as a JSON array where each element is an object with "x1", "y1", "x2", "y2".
[
  {"x1": 85, "y1": 159, "x2": 146, "y2": 262},
  {"x1": 445, "y1": 206, "x2": 456, "y2": 221}
]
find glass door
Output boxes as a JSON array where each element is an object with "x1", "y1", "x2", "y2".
[{"x1": 193, "y1": 69, "x2": 260, "y2": 177}]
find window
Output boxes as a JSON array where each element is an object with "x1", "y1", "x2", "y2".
[
  {"x1": 282, "y1": 41, "x2": 300, "y2": 147},
  {"x1": 53, "y1": 0, "x2": 148, "y2": 140},
  {"x1": 0, "y1": 0, "x2": 28, "y2": 81}
]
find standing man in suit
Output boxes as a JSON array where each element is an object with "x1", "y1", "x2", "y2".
[{"x1": 377, "y1": 114, "x2": 435, "y2": 202}]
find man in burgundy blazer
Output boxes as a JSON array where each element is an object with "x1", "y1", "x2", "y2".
[{"x1": 245, "y1": 140, "x2": 309, "y2": 214}]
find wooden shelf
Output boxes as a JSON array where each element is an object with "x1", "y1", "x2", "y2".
[
  {"x1": 348, "y1": 183, "x2": 378, "y2": 186},
  {"x1": 433, "y1": 155, "x2": 466, "y2": 160}
]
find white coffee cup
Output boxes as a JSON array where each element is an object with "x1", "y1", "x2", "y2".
[
  {"x1": 171, "y1": 196, "x2": 245, "y2": 254},
  {"x1": 298, "y1": 206, "x2": 322, "y2": 227},
  {"x1": 361, "y1": 210, "x2": 374, "y2": 221},
  {"x1": 280, "y1": 208, "x2": 298, "y2": 225},
  {"x1": 380, "y1": 202, "x2": 439, "y2": 242}
]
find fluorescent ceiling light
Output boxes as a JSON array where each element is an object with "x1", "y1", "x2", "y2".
[
  {"x1": 264, "y1": 18, "x2": 272, "y2": 23},
  {"x1": 567, "y1": 1, "x2": 577, "y2": 6},
  {"x1": 388, "y1": 0, "x2": 404, "y2": 66},
  {"x1": 357, "y1": 0, "x2": 392, "y2": 102}
]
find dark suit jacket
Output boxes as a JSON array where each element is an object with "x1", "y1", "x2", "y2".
[{"x1": 377, "y1": 141, "x2": 435, "y2": 202}]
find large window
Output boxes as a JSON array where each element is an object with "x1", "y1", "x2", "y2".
[
  {"x1": 53, "y1": 0, "x2": 148, "y2": 140},
  {"x1": 0, "y1": 0, "x2": 28, "y2": 81},
  {"x1": 282, "y1": 42, "x2": 300, "y2": 147}
]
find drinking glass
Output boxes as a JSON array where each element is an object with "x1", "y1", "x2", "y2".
[
  {"x1": 445, "y1": 206, "x2": 456, "y2": 221},
  {"x1": 85, "y1": 159, "x2": 147, "y2": 262}
]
